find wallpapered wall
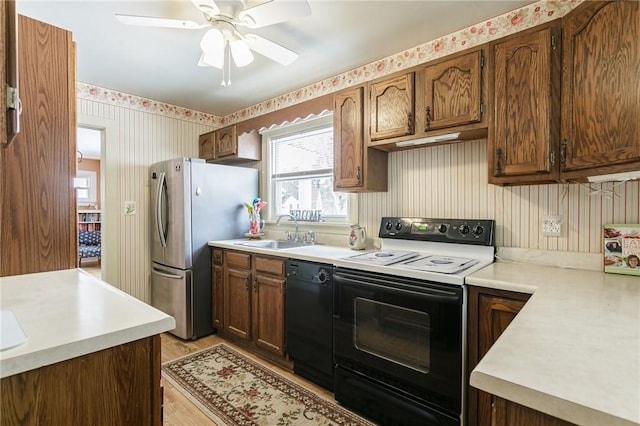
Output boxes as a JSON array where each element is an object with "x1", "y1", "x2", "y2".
[
  {"x1": 359, "y1": 140, "x2": 640, "y2": 254},
  {"x1": 77, "y1": 99, "x2": 213, "y2": 302},
  {"x1": 75, "y1": 0, "x2": 640, "y2": 302}
]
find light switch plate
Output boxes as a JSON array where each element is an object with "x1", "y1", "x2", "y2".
[{"x1": 542, "y1": 214, "x2": 562, "y2": 237}]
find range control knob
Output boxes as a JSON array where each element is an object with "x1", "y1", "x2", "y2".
[
  {"x1": 473, "y1": 225, "x2": 484, "y2": 236},
  {"x1": 438, "y1": 224, "x2": 447, "y2": 233},
  {"x1": 459, "y1": 224, "x2": 470, "y2": 235},
  {"x1": 395, "y1": 223, "x2": 403, "y2": 231},
  {"x1": 385, "y1": 221, "x2": 393, "y2": 231}
]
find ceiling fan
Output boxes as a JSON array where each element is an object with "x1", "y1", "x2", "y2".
[{"x1": 115, "y1": 0, "x2": 311, "y2": 86}]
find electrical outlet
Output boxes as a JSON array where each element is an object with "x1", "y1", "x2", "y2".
[{"x1": 542, "y1": 215, "x2": 562, "y2": 237}]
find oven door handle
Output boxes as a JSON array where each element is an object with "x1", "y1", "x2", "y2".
[{"x1": 334, "y1": 274, "x2": 461, "y2": 304}]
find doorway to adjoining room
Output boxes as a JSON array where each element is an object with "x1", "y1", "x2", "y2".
[{"x1": 76, "y1": 126, "x2": 103, "y2": 279}]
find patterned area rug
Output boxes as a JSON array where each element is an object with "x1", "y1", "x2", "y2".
[{"x1": 162, "y1": 343, "x2": 375, "y2": 426}]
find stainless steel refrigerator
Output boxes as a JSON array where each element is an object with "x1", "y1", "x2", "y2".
[{"x1": 150, "y1": 157, "x2": 258, "y2": 340}]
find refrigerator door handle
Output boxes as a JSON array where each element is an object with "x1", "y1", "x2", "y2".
[
  {"x1": 152, "y1": 266, "x2": 183, "y2": 280},
  {"x1": 155, "y1": 171, "x2": 167, "y2": 248}
]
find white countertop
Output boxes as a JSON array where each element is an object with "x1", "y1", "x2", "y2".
[
  {"x1": 0, "y1": 269, "x2": 175, "y2": 378},
  {"x1": 467, "y1": 262, "x2": 640, "y2": 426},
  {"x1": 209, "y1": 239, "x2": 357, "y2": 262}
]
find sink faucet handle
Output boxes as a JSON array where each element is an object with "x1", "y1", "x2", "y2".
[
  {"x1": 285, "y1": 230, "x2": 292, "y2": 241},
  {"x1": 307, "y1": 230, "x2": 316, "y2": 244}
]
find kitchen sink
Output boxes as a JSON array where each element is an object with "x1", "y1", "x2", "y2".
[{"x1": 234, "y1": 239, "x2": 309, "y2": 250}]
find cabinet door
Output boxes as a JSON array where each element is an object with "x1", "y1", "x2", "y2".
[
  {"x1": 422, "y1": 49, "x2": 483, "y2": 131},
  {"x1": 334, "y1": 87, "x2": 364, "y2": 190},
  {"x1": 215, "y1": 126, "x2": 238, "y2": 158},
  {"x1": 198, "y1": 131, "x2": 215, "y2": 161},
  {"x1": 492, "y1": 397, "x2": 574, "y2": 426},
  {"x1": 477, "y1": 294, "x2": 527, "y2": 426},
  {"x1": 369, "y1": 73, "x2": 415, "y2": 141},
  {"x1": 561, "y1": 1, "x2": 640, "y2": 177},
  {"x1": 224, "y1": 267, "x2": 251, "y2": 340},
  {"x1": 489, "y1": 23, "x2": 560, "y2": 184},
  {"x1": 212, "y1": 264, "x2": 224, "y2": 330},
  {"x1": 252, "y1": 274, "x2": 285, "y2": 355},
  {"x1": 1, "y1": 15, "x2": 77, "y2": 276},
  {"x1": 467, "y1": 287, "x2": 530, "y2": 426}
]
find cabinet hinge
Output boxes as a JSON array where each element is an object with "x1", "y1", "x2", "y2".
[
  {"x1": 6, "y1": 85, "x2": 18, "y2": 109},
  {"x1": 551, "y1": 34, "x2": 557, "y2": 50},
  {"x1": 480, "y1": 55, "x2": 485, "y2": 68},
  {"x1": 550, "y1": 150, "x2": 555, "y2": 166},
  {"x1": 480, "y1": 102, "x2": 486, "y2": 115}
]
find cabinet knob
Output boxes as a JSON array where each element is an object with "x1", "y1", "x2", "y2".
[
  {"x1": 356, "y1": 166, "x2": 362, "y2": 185},
  {"x1": 495, "y1": 148, "x2": 503, "y2": 176}
]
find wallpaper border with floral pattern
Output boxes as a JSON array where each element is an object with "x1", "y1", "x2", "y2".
[{"x1": 76, "y1": 0, "x2": 582, "y2": 127}]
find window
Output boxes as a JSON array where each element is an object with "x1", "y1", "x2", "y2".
[
  {"x1": 263, "y1": 114, "x2": 356, "y2": 226},
  {"x1": 74, "y1": 170, "x2": 97, "y2": 205}
]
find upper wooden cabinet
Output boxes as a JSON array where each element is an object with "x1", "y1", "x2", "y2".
[
  {"x1": 198, "y1": 125, "x2": 261, "y2": 164},
  {"x1": 489, "y1": 1, "x2": 640, "y2": 185},
  {"x1": 560, "y1": 0, "x2": 640, "y2": 179},
  {"x1": 198, "y1": 131, "x2": 215, "y2": 161},
  {"x1": 334, "y1": 86, "x2": 388, "y2": 192},
  {"x1": 419, "y1": 48, "x2": 485, "y2": 133},
  {"x1": 488, "y1": 21, "x2": 561, "y2": 185},
  {"x1": 369, "y1": 72, "x2": 415, "y2": 141}
]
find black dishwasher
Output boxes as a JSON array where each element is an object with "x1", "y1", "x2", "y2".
[{"x1": 285, "y1": 259, "x2": 334, "y2": 391}]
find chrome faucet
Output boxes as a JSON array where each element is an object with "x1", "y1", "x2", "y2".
[{"x1": 276, "y1": 214, "x2": 299, "y2": 240}]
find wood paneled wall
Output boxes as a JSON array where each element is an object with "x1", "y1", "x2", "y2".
[
  {"x1": 77, "y1": 98, "x2": 214, "y2": 302},
  {"x1": 359, "y1": 139, "x2": 640, "y2": 253}
]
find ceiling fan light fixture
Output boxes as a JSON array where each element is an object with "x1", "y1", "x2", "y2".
[
  {"x1": 200, "y1": 27, "x2": 224, "y2": 53},
  {"x1": 198, "y1": 51, "x2": 224, "y2": 69},
  {"x1": 229, "y1": 39, "x2": 254, "y2": 67}
]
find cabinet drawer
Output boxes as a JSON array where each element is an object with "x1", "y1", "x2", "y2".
[
  {"x1": 255, "y1": 256, "x2": 285, "y2": 276},
  {"x1": 226, "y1": 251, "x2": 251, "y2": 270}
]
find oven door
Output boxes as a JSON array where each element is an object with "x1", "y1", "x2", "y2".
[{"x1": 333, "y1": 267, "x2": 463, "y2": 414}]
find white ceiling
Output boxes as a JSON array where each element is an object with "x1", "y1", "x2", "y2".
[{"x1": 17, "y1": 0, "x2": 532, "y2": 117}]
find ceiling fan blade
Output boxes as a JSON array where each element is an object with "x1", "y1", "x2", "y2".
[
  {"x1": 189, "y1": 0, "x2": 221, "y2": 18},
  {"x1": 239, "y1": 0, "x2": 311, "y2": 28},
  {"x1": 244, "y1": 34, "x2": 298, "y2": 65},
  {"x1": 115, "y1": 14, "x2": 206, "y2": 29}
]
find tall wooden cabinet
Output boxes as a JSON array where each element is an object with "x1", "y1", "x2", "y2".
[
  {"x1": 333, "y1": 86, "x2": 388, "y2": 192},
  {"x1": 1, "y1": 14, "x2": 77, "y2": 276},
  {"x1": 488, "y1": 21, "x2": 561, "y2": 185}
]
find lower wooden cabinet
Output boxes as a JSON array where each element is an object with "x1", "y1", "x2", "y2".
[
  {"x1": 492, "y1": 396, "x2": 575, "y2": 426},
  {"x1": 214, "y1": 248, "x2": 288, "y2": 366},
  {"x1": 467, "y1": 286, "x2": 575, "y2": 426},
  {"x1": 1, "y1": 335, "x2": 162, "y2": 426},
  {"x1": 467, "y1": 286, "x2": 530, "y2": 426}
]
